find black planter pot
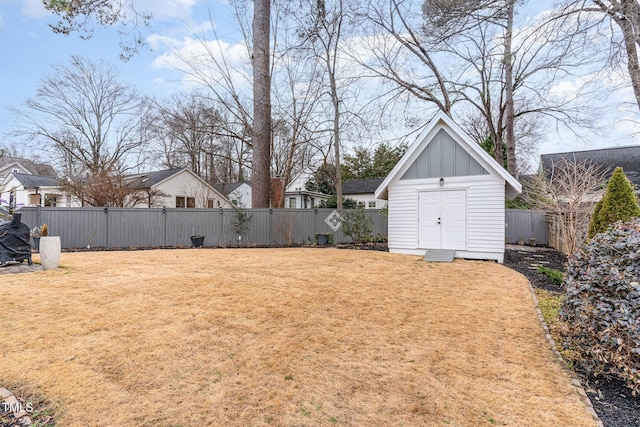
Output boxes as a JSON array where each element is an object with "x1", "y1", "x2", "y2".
[
  {"x1": 190, "y1": 235, "x2": 204, "y2": 248},
  {"x1": 316, "y1": 233, "x2": 329, "y2": 246}
]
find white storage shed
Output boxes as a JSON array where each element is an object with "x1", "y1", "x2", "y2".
[{"x1": 375, "y1": 112, "x2": 522, "y2": 263}]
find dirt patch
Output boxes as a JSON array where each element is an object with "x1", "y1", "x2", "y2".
[{"x1": 0, "y1": 249, "x2": 596, "y2": 426}]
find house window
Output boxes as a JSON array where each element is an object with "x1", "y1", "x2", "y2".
[
  {"x1": 289, "y1": 197, "x2": 297, "y2": 208},
  {"x1": 176, "y1": 196, "x2": 186, "y2": 208},
  {"x1": 207, "y1": 199, "x2": 214, "y2": 209},
  {"x1": 358, "y1": 201, "x2": 365, "y2": 208},
  {"x1": 231, "y1": 199, "x2": 238, "y2": 206},
  {"x1": 368, "y1": 201, "x2": 376, "y2": 208},
  {"x1": 186, "y1": 197, "x2": 195, "y2": 208},
  {"x1": 12, "y1": 168, "x2": 18, "y2": 173},
  {"x1": 44, "y1": 194, "x2": 58, "y2": 207}
]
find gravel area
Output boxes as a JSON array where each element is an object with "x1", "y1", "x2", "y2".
[{"x1": 504, "y1": 246, "x2": 640, "y2": 427}]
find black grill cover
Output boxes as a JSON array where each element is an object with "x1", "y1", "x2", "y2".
[{"x1": 0, "y1": 213, "x2": 32, "y2": 265}]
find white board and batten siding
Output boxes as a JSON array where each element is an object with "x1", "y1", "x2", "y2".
[
  {"x1": 388, "y1": 176, "x2": 506, "y2": 261},
  {"x1": 376, "y1": 112, "x2": 521, "y2": 263}
]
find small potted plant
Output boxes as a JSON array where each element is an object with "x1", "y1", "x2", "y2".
[
  {"x1": 39, "y1": 223, "x2": 61, "y2": 270},
  {"x1": 30, "y1": 225, "x2": 44, "y2": 250}
]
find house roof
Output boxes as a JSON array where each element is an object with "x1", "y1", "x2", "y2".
[
  {"x1": 0, "y1": 156, "x2": 57, "y2": 177},
  {"x1": 212, "y1": 181, "x2": 251, "y2": 196},
  {"x1": 126, "y1": 168, "x2": 186, "y2": 189},
  {"x1": 343, "y1": 177, "x2": 385, "y2": 195},
  {"x1": 10, "y1": 173, "x2": 60, "y2": 188},
  {"x1": 375, "y1": 111, "x2": 522, "y2": 200},
  {"x1": 540, "y1": 145, "x2": 640, "y2": 188},
  {"x1": 127, "y1": 167, "x2": 234, "y2": 207}
]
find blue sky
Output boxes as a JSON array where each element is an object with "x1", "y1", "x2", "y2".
[
  {"x1": 0, "y1": 0, "x2": 638, "y2": 169},
  {"x1": 0, "y1": 0, "x2": 238, "y2": 147}
]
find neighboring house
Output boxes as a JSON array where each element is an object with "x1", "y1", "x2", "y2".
[
  {"x1": 0, "y1": 172, "x2": 78, "y2": 207},
  {"x1": 213, "y1": 181, "x2": 253, "y2": 208},
  {"x1": 0, "y1": 156, "x2": 77, "y2": 207},
  {"x1": 375, "y1": 111, "x2": 522, "y2": 263},
  {"x1": 284, "y1": 169, "x2": 330, "y2": 209},
  {"x1": 342, "y1": 177, "x2": 387, "y2": 209},
  {"x1": 0, "y1": 156, "x2": 57, "y2": 182},
  {"x1": 127, "y1": 168, "x2": 233, "y2": 208},
  {"x1": 540, "y1": 145, "x2": 640, "y2": 193}
]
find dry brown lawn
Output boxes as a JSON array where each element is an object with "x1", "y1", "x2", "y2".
[{"x1": 0, "y1": 249, "x2": 595, "y2": 426}]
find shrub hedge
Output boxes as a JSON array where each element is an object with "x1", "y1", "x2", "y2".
[{"x1": 561, "y1": 218, "x2": 640, "y2": 393}]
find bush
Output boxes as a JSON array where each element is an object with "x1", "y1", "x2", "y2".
[
  {"x1": 561, "y1": 218, "x2": 640, "y2": 393},
  {"x1": 588, "y1": 167, "x2": 640, "y2": 238},
  {"x1": 340, "y1": 208, "x2": 373, "y2": 244},
  {"x1": 319, "y1": 195, "x2": 358, "y2": 209}
]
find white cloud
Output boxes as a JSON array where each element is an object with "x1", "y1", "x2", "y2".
[
  {"x1": 133, "y1": 0, "x2": 198, "y2": 21},
  {"x1": 147, "y1": 31, "x2": 251, "y2": 93},
  {"x1": 22, "y1": 0, "x2": 49, "y2": 18}
]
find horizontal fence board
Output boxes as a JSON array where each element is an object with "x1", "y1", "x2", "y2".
[{"x1": 17, "y1": 207, "x2": 389, "y2": 249}]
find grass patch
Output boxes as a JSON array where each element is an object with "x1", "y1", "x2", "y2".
[
  {"x1": 534, "y1": 288, "x2": 579, "y2": 364},
  {"x1": 536, "y1": 265, "x2": 564, "y2": 286},
  {"x1": 535, "y1": 288, "x2": 563, "y2": 331},
  {"x1": 0, "y1": 249, "x2": 597, "y2": 426}
]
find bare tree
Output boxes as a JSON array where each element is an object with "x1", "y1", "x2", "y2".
[
  {"x1": 556, "y1": 1, "x2": 640, "y2": 113},
  {"x1": 524, "y1": 158, "x2": 608, "y2": 255},
  {"x1": 146, "y1": 93, "x2": 244, "y2": 184},
  {"x1": 289, "y1": 0, "x2": 360, "y2": 208},
  {"x1": 359, "y1": 0, "x2": 603, "y2": 175},
  {"x1": 16, "y1": 56, "x2": 151, "y2": 206}
]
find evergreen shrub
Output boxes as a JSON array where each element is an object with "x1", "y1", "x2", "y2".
[{"x1": 561, "y1": 218, "x2": 640, "y2": 393}]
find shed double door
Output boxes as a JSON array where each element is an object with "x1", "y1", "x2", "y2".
[{"x1": 418, "y1": 190, "x2": 466, "y2": 250}]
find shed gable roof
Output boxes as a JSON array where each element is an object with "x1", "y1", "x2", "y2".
[{"x1": 375, "y1": 111, "x2": 522, "y2": 200}]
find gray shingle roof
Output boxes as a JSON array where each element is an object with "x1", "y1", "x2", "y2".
[
  {"x1": 0, "y1": 156, "x2": 57, "y2": 177},
  {"x1": 342, "y1": 177, "x2": 385, "y2": 195},
  {"x1": 126, "y1": 168, "x2": 187, "y2": 189},
  {"x1": 11, "y1": 173, "x2": 60, "y2": 188},
  {"x1": 213, "y1": 181, "x2": 251, "y2": 196},
  {"x1": 540, "y1": 146, "x2": 640, "y2": 188}
]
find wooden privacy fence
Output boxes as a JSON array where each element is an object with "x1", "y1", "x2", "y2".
[
  {"x1": 505, "y1": 209, "x2": 548, "y2": 246},
  {"x1": 18, "y1": 207, "x2": 388, "y2": 249}
]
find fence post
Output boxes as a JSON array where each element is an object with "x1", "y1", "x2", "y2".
[
  {"x1": 103, "y1": 207, "x2": 109, "y2": 248},
  {"x1": 36, "y1": 205, "x2": 41, "y2": 229},
  {"x1": 269, "y1": 208, "x2": 273, "y2": 245},
  {"x1": 219, "y1": 208, "x2": 223, "y2": 247},
  {"x1": 162, "y1": 207, "x2": 167, "y2": 247}
]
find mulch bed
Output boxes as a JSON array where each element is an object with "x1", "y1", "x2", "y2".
[{"x1": 504, "y1": 247, "x2": 640, "y2": 427}]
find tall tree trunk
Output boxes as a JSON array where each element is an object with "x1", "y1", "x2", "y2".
[
  {"x1": 597, "y1": 0, "x2": 640, "y2": 112},
  {"x1": 504, "y1": 0, "x2": 517, "y2": 176},
  {"x1": 252, "y1": 0, "x2": 272, "y2": 207}
]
